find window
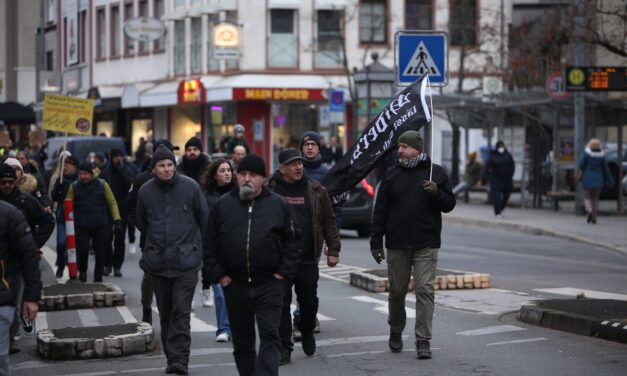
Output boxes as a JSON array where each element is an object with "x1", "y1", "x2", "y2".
[
  {"x1": 316, "y1": 10, "x2": 343, "y2": 68},
  {"x1": 449, "y1": 0, "x2": 477, "y2": 46},
  {"x1": 138, "y1": 0, "x2": 149, "y2": 54},
  {"x1": 174, "y1": 20, "x2": 186, "y2": 75},
  {"x1": 359, "y1": 0, "x2": 387, "y2": 44},
  {"x1": 175, "y1": 0, "x2": 185, "y2": 7},
  {"x1": 46, "y1": 51, "x2": 54, "y2": 71},
  {"x1": 47, "y1": 0, "x2": 56, "y2": 23},
  {"x1": 79, "y1": 10, "x2": 87, "y2": 63},
  {"x1": 110, "y1": 5, "x2": 120, "y2": 57},
  {"x1": 191, "y1": 18, "x2": 202, "y2": 73},
  {"x1": 124, "y1": 2, "x2": 134, "y2": 56},
  {"x1": 225, "y1": 11, "x2": 238, "y2": 70},
  {"x1": 206, "y1": 14, "x2": 220, "y2": 72},
  {"x1": 63, "y1": 18, "x2": 67, "y2": 66},
  {"x1": 96, "y1": 8, "x2": 106, "y2": 59},
  {"x1": 405, "y1": 0, "x2": 432, "y2": 30},
  {"x1": 268, "y1": 9, "x2": 297, "y2": 68},
  {"x1": 153, "y1": 0, "x2": 165, "y2": 51}
]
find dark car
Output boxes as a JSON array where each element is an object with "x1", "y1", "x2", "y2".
[
  {"x1": 601, "y1": 144, "x2": 627, "y2": 199},
  {"x1": 340, "y1": 177, "x2": 376, "y2": 238},
  {"x1": 44, "y1": 136, "x2": 127, "y2": 172}
]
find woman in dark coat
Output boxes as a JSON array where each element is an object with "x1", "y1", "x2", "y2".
[
  {"x1": 481, "y1": 141, "x2": 515, "y2": 218},
  {"x1": 578, "y1": 138, "x2": 613, "y2": 224}
]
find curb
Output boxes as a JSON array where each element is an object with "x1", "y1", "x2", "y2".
[
  {"x1": 518, "y1": 300, "x2": 627, "y2": 344},
  {"x1": 444, "y1": 216, "x2": 627, "y2": 257},
  {"x1": 349, "y1": 269, "x2": 491, "y2": 293},
  {"x1": 37, "y1": 322, "x2": 155, "y2": 359},
  {"x1": 39, "y1": 282, "x2": 125, "y2": 311}
]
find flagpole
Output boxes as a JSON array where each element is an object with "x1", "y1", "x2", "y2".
[{"x1": 427, "y1": 76, "x2": 434, "y2": 182}]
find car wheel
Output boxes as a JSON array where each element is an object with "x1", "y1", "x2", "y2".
[{"x1": 356, "y1": 226, "x2": 371, "y2": 238}]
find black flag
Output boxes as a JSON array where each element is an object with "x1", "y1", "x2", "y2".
[{"x1": 322, "y1": 76, "x2": 431, "y2": 204}]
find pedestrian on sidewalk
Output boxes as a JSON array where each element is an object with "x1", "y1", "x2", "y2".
[
  {"x1": 578, "y1": 138, "x2": 614, "y2": 224},
  {"x1": 452, "y1": 151, "x2": 482, "y2": 198},
  {"x1": 100, "y1": 148, "x2": 138, "y2": 277},
  {"x1": 268, "y1": 148, "x2": 341, "y2": 365},
  {"x1": 50, "y1": 155, "x2": 79, "y2": 278},
  {"x1": 0, "y1": 201, "x2": 42, "y2": 375},
  {"x1": 177, "y1": 136, "x2": 211, "y2": 184},
  {"x1": 481, "y1": 141, "x2": 515, "y2": 218},
  {"x1": 136, "y1": 144, "x2": 208, "y2": 375},
  {"x1": 200, "y1": 158, "x2": 235, "y2": 343},
  {"x1": 204, "y1": 154, "x2": 301, "y2": 376},
  {"x1": 66, "y1": 162, "x2": 121, "y2": 282},
  {"x1": 370, "y1": 130, "x2": 456, "y2": 360}
]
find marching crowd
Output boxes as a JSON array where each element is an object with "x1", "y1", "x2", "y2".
[{"x1": 0, "y1": 128, "x2": 456, "y2": 376}]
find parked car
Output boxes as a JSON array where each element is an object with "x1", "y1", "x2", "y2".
[
  {"x1": 340, "y1": 177, "x2": 376, "y2": 238},
  {"x1": 44, "y1": 136, "x2": 127, "y2": 172},
  {"x1": 601, "y1": 144, "x2": 627, "y2": 199}
]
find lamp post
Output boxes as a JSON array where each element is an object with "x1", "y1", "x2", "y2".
[{"x1": 353, "y1": 52, "x2": 395, "y2": 141}]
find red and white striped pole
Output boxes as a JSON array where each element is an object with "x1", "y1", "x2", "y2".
[{"x1": 64, "y1": 198, "x2": 78, "y2": 280}]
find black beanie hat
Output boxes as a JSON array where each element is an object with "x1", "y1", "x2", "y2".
[
  {"x1": 0, "y1": 164, "x2": 17, "y2": 179},
  {"x1": 79, "y1": 161, "x2": 94, "y2": 175},
  {"x1": 237, "y1": 154, "x2": 266, "y2": 177},
  {"x1": 109, "y1": 148, "x2": 123, "y2": 158},
  {"x1": 64, "y1": 156, "x2": 79, "y2": 167},
  {"x1": 151, "y1": 144, "x2": 177, "y2": 168},
  {"x1": 301, "y1": 131, "x2": 321, "y2": 149},
  {"x1": 184, "y1": 137, "x2": 202, "y2": 152}
]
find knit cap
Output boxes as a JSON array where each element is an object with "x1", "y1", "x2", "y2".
[
  {"x1": 151, "y1": 144, "x2": 176, "y2": 168},
  {"x1": 237, "y1": 154, "x2": 266, "y2": 177},
  {"x1": 398, "y1": 130, "x2": 423, "y2": 151},
  {"x1": 184, "y1": 137, "x2": 203, "y2": 152},
  {"x1": 301, "y1": 131, "x2": 321, "y2": 149}
]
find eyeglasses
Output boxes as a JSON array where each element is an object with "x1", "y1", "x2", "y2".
[
  {"x1": 0, "y1": 179, "x2": 16, "y2": 186},
  {"x1": 303, "y1": 141, "x2": 318, "y2": 148}
]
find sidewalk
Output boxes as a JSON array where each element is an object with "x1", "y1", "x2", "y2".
[{"x1": 444, "y1": 192, "x2": 627, "y2": 256}]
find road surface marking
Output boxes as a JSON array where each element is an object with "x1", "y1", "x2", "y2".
[
  {"x1": 152, "y1": 306, "x2": 218, "y2": 332},
  {"x1": 35, "y1": 311, "x2": 48, "y2": 331},
  {"x1": 289, "y1": 304, "x2": 335, "y2": 321},
  {"x1": 116, "y1": 306, "x2": 137, "y2": 323},
  {"x1": 601, "y1": 320, "x2": 610, "y2": 325},
  {"x1": 77, "y1": 308, "x2": 99, "y2": 327},
  {"x1": 486, "y1": 337, "x2": 547, "y2": 346},
  {"x1": 41, "y1": 245, "x2": 69, "y2": 283},
  {"x1": 534, "y1": 287, "x2": 627, "y2": 301},
  {"x1": 350, "y1": 295, "x2": 416, "y2": 318},
  {"x1": 456, "y1": 325, "x2": 526, "y2": 336},
  {"x1": 612, "y1": 322, "x2": 621, "y2": 327}
]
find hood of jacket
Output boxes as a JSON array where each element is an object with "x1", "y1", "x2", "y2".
[{"x1": 18, "y1": 173, "x2": 38, "y2": 194}]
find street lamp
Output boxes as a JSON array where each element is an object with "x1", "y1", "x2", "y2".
[{"x1": 352, "y1": 52, "x2": 395, "y2": 141}]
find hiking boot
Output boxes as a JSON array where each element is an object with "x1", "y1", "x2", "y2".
[
  {"x1": 292, "y1": 324, "x2": 302, "y2": 342},
  {"x1": 416, "y1": 339, "x2": 432, "y2": 359},
  {"x1": 114, "y1": 268, "x2": 122, "y2": 277},
  {"x1": 389, "y1": 332, "x2": 403, "y2": 353},
  {"x1": 301, "y1": 332, "x2": 316, "y2": 356},
  {"x1": 165, "y1": 362, "x2": 188, "y2": 375},
  {"x1": 279, "y1": 348, "x2": 291, "y2": 365},
  {"x1": 142, "y1": 308, "x2": 152, "y2": 325}
]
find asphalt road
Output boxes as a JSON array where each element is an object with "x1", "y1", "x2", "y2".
[{"x1": 11, "y1": 224, "x2": 627, "y2": 375}]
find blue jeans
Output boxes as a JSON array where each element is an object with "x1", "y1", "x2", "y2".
[
  {"x1": 490, "y1": 187, "x2": 511, "y2": 216},
  {"x1": 55, "y1": 221, "x2": 67, "y2": 267},
  {"x1": 0, "y1": 305, "x2": 15, "y2": 376},
  {"x1": 212, "y1": 284, "x2": 231, "y2": 336}
]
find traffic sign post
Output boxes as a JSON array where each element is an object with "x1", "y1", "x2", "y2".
[
  {"x1": 329, "y1": 89, "x2": 345, "y2": 124},
  {"x1": 546, "y1": 71, "x2": 571, "y2": 101},
  {"x1": 394, "y1": 31, "x2": 448, "y2": 86}
]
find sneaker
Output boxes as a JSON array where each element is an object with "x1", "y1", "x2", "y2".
[
  {"x1": 279, "y1": 348, "x2": 291, "y2": 365},
  {"x1": 202, "y1": 289, "x2": 214, "y2": 307},
  {"x1": 313, "y1": 317, "x2": 320, "y2": 333},
  {"x1": 416, "y1": 339, "x2": 432, "y2": 359},
  {"x1": 129, "y1": 244, "x2": 137, "y2": 254},
  {"x1": 114, "y1": 268, "x2": 122, "y2": 277},
  {"x1": 301, "y1": 332, "x2": 316, "y2": 356},
  {"x1": 102, "y1": 267, "x2": 111, "y2": 276},
  {"x1": 165, "y1": 362, "x2": 188, "y2": 375},
  {"x1": 389, "y1": 332, "x2": 403, "y2": 353},
  {"x1": 292, "y1": 324, "x2": 302, "y2": 342},
  {"x1": 55, "y1": 266, "x2": 64, "y2": 278},
  {"x1": 216, "y1": 333, "x2": 231, "y2": 342}
]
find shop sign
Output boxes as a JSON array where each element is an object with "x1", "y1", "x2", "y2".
[
  {"x1": 124, "y1": 17, "x2": 166, "y2": 42},
  {"x1": 177, "y1": 79, "x2": 206, "y2": 104},
  {"x1": 233, "y1": 88, "x2": 324, "y2": 101},
  {"x1": 42, "y1": 94, "x2": 94, "y2": 135},
  {"x1": 213, "y1": 22, "x2": 240, "y2": 60}
]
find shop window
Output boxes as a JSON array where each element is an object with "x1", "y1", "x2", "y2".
[
  {"x1": 405, "y1": 0, "x2": 432, "y2": 30},
  {"x1": 110, "y1": 5, "x2": 120, "y2": 57},
  {"x1": 171, "y1": 107, "x2": 201, "y2": 157},
  {"x1": 225, "y1": 11, "x2": 239, "y2": 70},
  {"x1": 124, "y1": 1, "x2": 134, "y2": 56},
  {"x1": 316, "y1": 10, "x2": 343, "y2": 68},
  {"x1": 174, "y1": 20, "x2": 186, "y2": 75},
  {"x1": 207, "y1": 14, "x2": 220, "y2": 72},
  {"x1": 191, "y1": 18, "x2": 202, "y2": 73},
  {"x1": 268, "y1": 9, "x2": 297, "y2": 68},
  {"x1": 138, "y1": 0, "x2": 149, "y2": 54},
  {"x1": 79, "y1": 10, "x2": 87, "y2": 63},
  {"x1": 450, "y1": 0, "x2": 477, "y2": 46},
  {"x1": 359, "y1": 0, "x2": 387, "y2": 44},
  {"x1": 96, "y1": 8, "x2": 106, "y2": 59},
  {"x1": 153, "y1": 0, "x2": 165, "y2": 52}
]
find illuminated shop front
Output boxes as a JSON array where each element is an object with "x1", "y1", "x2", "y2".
[{"x1": 169, "y1": 79, "x2": 206, "y2": 157}]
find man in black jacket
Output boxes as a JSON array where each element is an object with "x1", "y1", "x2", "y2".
[
  {"x1": 204, "y1": 154, "x2": 301, "y2": 376},
  {"x1": 176, "y1": 137, "x2": 210, "y2": 184},
  {"x1": 267, "y1": 148, "x2": 341, "y2": 365},
  {"x1": 0, "y1": 201, "x2": 42, "y2": 374},
  {"x1": 370, "y1": 130, "x2": 456, "y2": 360}
]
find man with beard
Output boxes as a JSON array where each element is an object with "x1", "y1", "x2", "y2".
[
  {"x1": 267, "y1": 148, "x2": 340, "y2": 365},
  {"x1": 204, "y1": 154, "x2": 301, "y2": 376},
  {"x1": 137, "y1": 144, "x2": 208, "y2": 375},
  {"x1": 177, "y1": 137, "x2": 211, "y2": 184},
  {"x1": 370, "y1": 130, "x2": 456, "y2": 360}
]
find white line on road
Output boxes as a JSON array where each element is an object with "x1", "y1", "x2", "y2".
[
  {"x1": 289, "y1": 304, "x2": 335, "y2": 321},
  {"x1": 486, "y1": 337, "x2": 548, "y2": 346},
  {"x1": 350, "y1": 295, "x2": 416, "y2": 318},
  {"x1": 152, "y1": 307, "x2": 218, "y2": 332},
  {"x1": 41, "y1": 245, "x2": 69, "y2": 283},
  {"x1": 77, "y1": 309, "x2": 99, "y2": 327},
  {"x1": 116, "y1": 305, "x2": 138, "y2": 323},
  {"x1": 34, "y1": 311, "x2": 48, "y2": 331},
  {"x1": 534, "y1": 287, "x2": 627, "y2": 301},
  {"x1": 456, "y1": 325, "x2": 526, "y2": 336}
]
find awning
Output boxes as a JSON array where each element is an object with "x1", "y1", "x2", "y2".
[
  {"x1": 0, "y1": 102, "x2": 35, "y2": 125},
  {"x1": 122, "y1": 83, "x2": 156, "y2": 108},
  {"x1": 316, "y1": 0, "x2": 348, "y2": 9},
  {"x1": 268, "y1": 0, "x2": 301, "y2": 9},
  {"x1": 139, "y1": 82, "x2": 179, "y2": 107}
]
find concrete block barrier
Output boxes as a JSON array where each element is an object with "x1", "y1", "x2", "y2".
[{"x1": 39, "y1": 283, "x2": 125, "y2": 311}]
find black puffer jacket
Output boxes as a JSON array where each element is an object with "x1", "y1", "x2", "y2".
[
  {"x1": 0, "y1": 201, "x2": 42, "y2": 306},
  {"x1": 0, "y1": 189, "x2": 55, "y2": 248},
  {"x1": 371, "y1": 158, "x2": 456, "y2": 251},
  {"x1": 481, "y1": 150, "x2": 515, "y2": 190},
  {"x1": 177, "y1": 154, "x2": 211, "y2": 184},
  {"x1": 203, "y1": 186, "x2": 301, "y2": 284}
]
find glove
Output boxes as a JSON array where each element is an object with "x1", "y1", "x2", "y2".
[
  {"x1": 371, "y1": 248, "x2": 385, "y2": 264},
  {"x1": 422, "y1": 180, "x2": 438, "y2": 196},
  {"x1": 113, "y1": 220, "x2": 123, "y2": 233}
]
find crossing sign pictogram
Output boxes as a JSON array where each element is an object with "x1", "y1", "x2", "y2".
[{"x1": 395, "y1": 31, "x2": 448, "y2": 86}]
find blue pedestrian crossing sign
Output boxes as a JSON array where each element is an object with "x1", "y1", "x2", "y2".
[{"x1": 395, "y1": 31, "x2": 448, "y2": 86}]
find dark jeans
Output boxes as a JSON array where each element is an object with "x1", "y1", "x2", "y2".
[
  {"x1": 490, "y1": 186, "x2": 511, "y2": 215},
  {"x1": 106, "y1": 218, "x2": 126, "y2": 269},
  {"x1": 224, "y1": 278, "x2": 284, "y2": 376},
  {"x1": 139, "y1": 256, "x2": 154, "y2": 309},
  {"x1": 279, "y1": 263, "x2": 319, "y2": 351},
  {"x1": 152, "y1": 271, "x2": 197, "y2": 367},
  {"x1": 76, "y1": 226, "x2": 109, "y2": 282},
  {"x1": 55, "y1": 221, "x2": 67, "y2": 267},
  {"x1": 127, "y1": 220, "x2": 136, "y2": 243}
]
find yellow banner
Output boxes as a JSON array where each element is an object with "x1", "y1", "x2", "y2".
[{"x1": 42, "y1": 94, "x2": 94, "y2": 135}]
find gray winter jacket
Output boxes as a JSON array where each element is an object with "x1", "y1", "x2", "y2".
[{"x1": 136, "y1": 172, "x2": 208, "y2": 278}]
